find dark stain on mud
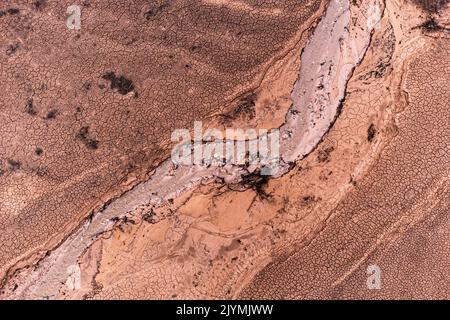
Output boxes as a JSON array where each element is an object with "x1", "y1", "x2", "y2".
[
  {"x1": 412, "y1": 0, "x2": 449, "y2": 13},
  {"x1": 414, "y1": 16, "x2": 450, "y2": 33},
  {"x1": 25, "y1": 99, "x2": 37, "y2": 116},
  {"x1": 144, "y1": 2, "x2": 170, "y2": 20},
  {"x1": 76, "y1": 126, "x2": 99, "y2": 150},
  {"x1": 220, "y1": 92, "x2": 257, "y2": 124},
  {"x1": 33, "y1": 0, "x2": 46, "y2": 9},
  {"x1": 102, "y1": 72, "x2": 135, "y2": 95},
  {"x1": 367, "y1": 123, "x2": 377, "y2": 142},
  {"x1": 7, "y1": 159, "x2": 21, "y2": 171}
]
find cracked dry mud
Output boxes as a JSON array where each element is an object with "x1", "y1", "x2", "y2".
[{"x1": 0, "y1": 0, "x2": 449, "y2": 300}]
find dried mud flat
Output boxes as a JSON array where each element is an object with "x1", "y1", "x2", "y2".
[{"x1": 0, "y1": 0, "x2": 449, "y2": 300}]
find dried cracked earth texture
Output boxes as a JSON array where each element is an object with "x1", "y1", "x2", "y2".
[{"x1": 0, "y1": 0, "x2": 449, "y2": 300}]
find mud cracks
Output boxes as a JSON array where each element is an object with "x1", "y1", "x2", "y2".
[{"x1": 1, "y1": 0, "x2": 450, "y2": 299}]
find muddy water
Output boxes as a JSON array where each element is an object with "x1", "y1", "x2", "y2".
[{"x1": 281, "y1": 0, "x2": 373, "y2": 161}]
